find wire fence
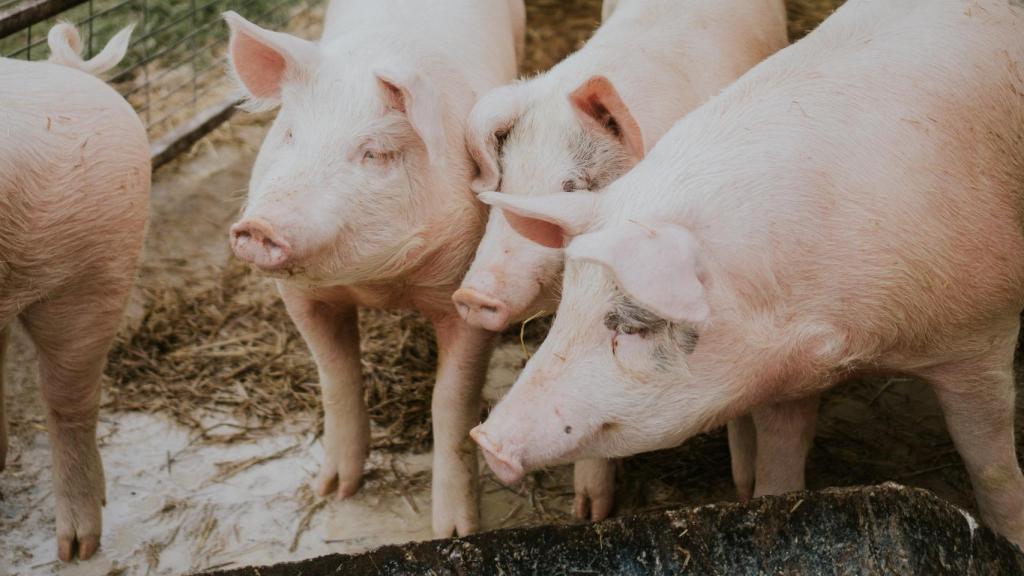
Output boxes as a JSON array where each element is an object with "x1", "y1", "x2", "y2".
[{"x1": 0, "y1": 0, "x2": 324, "y2": 167}]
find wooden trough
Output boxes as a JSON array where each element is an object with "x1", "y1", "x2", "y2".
[{"x1": 203, "y1": 483, "x2": 1024, "y2": 575}]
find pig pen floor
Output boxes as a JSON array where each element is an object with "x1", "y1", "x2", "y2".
[{"x1": 3, "y1": 0, "x2": 1007, "y2": 574}]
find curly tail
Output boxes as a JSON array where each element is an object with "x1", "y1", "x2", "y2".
[{"x1": 47, "y1": 22, "x2": 133, "y2": 76}]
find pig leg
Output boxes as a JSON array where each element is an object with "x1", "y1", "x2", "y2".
[
  {"x1": 280, "y1": 285, "x2": 368, "y2": 499},
  {"x1": 573, "y1": 458, "x2": 616, "y2": 521},
  {"x1": 751, "y1": 396, "x2": 820, "y2": 498},
  {"x1": 923, "y1": 328, "x2": 1024, "y2": 549},
  {"x1": 728, "y1": 415, "x2": 757, "y2": 502},
  {"x1": 430, "y1": 316, "x2": 496, "y2": 537},
  {"x1": 20, "y1": 292, "x2": 123, "y2": 562},
  {"x1": 0, "y1": 324, "x2": 7, "y2": 471}
]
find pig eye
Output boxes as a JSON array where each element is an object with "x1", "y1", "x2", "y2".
[
  {"x1": 561, "y1": 178, "x2": 592, "y2": 193},
  {"x1": 618, "y1": 325, "x2": 650, "y2": 337},
  {"x1": 608, "y1": 320, "x2": 651, "y2": 361},
  {"x1": 610, "y1": 329, "x2": 656, "y2": 367},
  {"x1": 363, "y1": 149, "x2": 399, "y2": 164},
  {"x1": 604, "y1": 311, "x2": 655, "y2": 338},
  {"x1": 283, "y1": 128, "x2": 294, "y2": 144},
  {"x1": 360, "y1": 148, "x2": 399, "y2": 167}
]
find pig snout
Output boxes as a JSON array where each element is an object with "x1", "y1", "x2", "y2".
[
  {"x1": 469, "y1": 425, "x2": 525, "y2": 486},
  {"x1": 230, "y1": 217, "x2": 292, "y2": 270},
  {"x1": 452, "y1": 287, "x2": 511, "y2": 332},
  {"x1": 474, "y1": 381, "x2": 605, "y2": 483}
]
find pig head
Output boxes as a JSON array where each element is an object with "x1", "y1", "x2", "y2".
[
  {"x1": 454, "y1": 77, "x2": 643, "y2": 331},
  {"x1": 225, "y1": 12, "x2": 471, "y2": 285},
  {"x1": 470, "y1": 192, "x2": 732, "y2": 485}
]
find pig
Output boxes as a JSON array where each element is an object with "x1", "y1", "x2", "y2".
[
  {"x1": 452, "y1": 0, "x2": 788, "y2": 519},
  {"x1": 455, "y1": 0, "x2": 788, "y2": 335},
  {"x1": 0, "y1": 23, "x2": 148, "y2": 561},
  {"x1": 471, "y1": 0, "x2": 1024, "y2": 549},
  {"x1": 223, "y1": 0, "x2": 524, "y2": 537}
]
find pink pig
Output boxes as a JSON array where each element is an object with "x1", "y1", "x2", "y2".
[
  {"x1": 453, "y1": 0, "x2": 788, "y2": 519},
  {"x1": 224, "y1": 0, "x2": 523, "y2": 537},
  {"x1": 0, "y1": 23, "x2": 148, "y2": 561},
  {"x1": 455, "y1": 0, "x2": 788, "y2": 336},
  {"x1": 472, "y1": 0, "x2": 1024, "y2": 549}
]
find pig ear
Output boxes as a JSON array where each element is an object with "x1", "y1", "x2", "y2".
[
  {"x1": 376, "y1": 68, "x2": 447, "y2": 167},
  {"x1": 479, "y1": 191, "x2": 598, "y2": 249},
  {"x1": 569, "y1": 75, "x2": 645, "y2": 162},
  {"x1": 467, "y1": 84, "x2": 528, "y2": 193},
  {"x1": 566, "y1": 222, "x2": 709, "y2": 324},
  {"x1": 224, "y1": 11, "x2": 317, "y2": 104}
]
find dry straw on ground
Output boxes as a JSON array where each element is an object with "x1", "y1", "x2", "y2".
[{"x1": 105, "y1": 261, "x2": 440, "y2": 454}]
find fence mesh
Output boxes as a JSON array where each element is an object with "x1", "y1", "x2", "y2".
[{"x1": 1, "y1": 0, "x2": 323, "y2": 158}]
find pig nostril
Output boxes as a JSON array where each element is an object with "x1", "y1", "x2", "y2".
[
  {"x1": 233, "y1": 231, "x2": 253, "y2": 244},
  {"x1": 564, "y1": 425, "x2": 572, "y2": 435},
  {"x1": 230, "y1": 219, "x2": 291, "y2": 269},
  {"x1": 452, "y1": 288, "x2": 510, "y2": 331}
]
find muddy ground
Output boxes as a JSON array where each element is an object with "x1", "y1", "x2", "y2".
[{"x1": 4, "y1": 1, "x2": 1016, "y2": 575}]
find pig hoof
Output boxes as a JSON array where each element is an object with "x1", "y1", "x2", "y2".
[
  {"x1": 315, "y1": 469, "x2": 362, "y2": 499},
  {"x1": 432, "y1": 468, "x2": 480, "y2": 538},
  {"x1": 573, "y1": 459, "x2": 615, "y2": 522},
  {"x1": 57, "y1": 532, "x2": 101, "y2": 562},
  {"x1": 335, "y1": 478, "x2": 361, "y2": 500},
  {"x1": 455, "y1": 516, "x2": 479, "y2": 537},
  {"x1": 78, "y1": 534, "x2": 101, "y2": 560},
  {"x1": 58, "y1": 537, "x2": 74, "y2": 563},
  {"x1": 56, "y1": 497, "x2": 102, "y2": 562},
  {"x1": 573, "y1": 492, "x2": 614, "y2": 522},
  {"x1": 433, "y1": 512, "x2": 478, "y2": 538}
]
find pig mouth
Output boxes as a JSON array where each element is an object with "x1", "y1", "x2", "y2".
[
  {"x1": 471, "y1": 419, "x2": 613, "y2": 486},
  {"x1": 470, "y1": 426, "x2": 526, "y2": 486}
]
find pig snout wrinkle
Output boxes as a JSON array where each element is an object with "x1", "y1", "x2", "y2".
[
  {"x1": 452, "y1": 288, "x2": 510, "y2": 332},
  {"x1": 230, "y1": 218, "x2": 292, "y2": 270},
  {"x1": 470, "y1": 426, "x2": 525, "y2": 486}
]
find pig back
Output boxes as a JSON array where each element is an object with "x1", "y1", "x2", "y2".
[
  {"x1": 805, "y1": 0, "x2": 1024, "y2": 321},
  {"x1": 0, "y1": 58, "x2": 150, "y2": 311},
  {"x1": 721, "y1": 0, "x2": 1024, "y2": 353},
  {"x1": 610, "y1": 0, "x2": 1024, "y2": 360}
]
